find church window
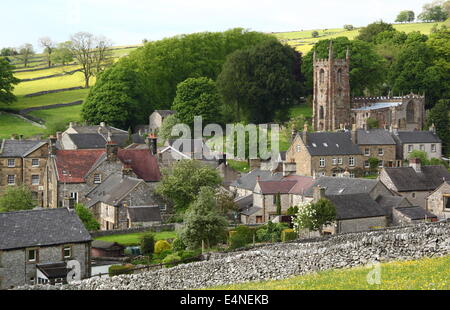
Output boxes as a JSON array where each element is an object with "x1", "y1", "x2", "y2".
[
  {"x1": 319, "y1": 69, "x2": 325, "y2": 84},
  {"x1": 337, "y1": 69, "x2": 342, "y2": 85},
  {"x1": 319, "y1": 106, "x2": 324, "y2": 120},
  {"x1": 407, "y1": 102, "x2": 415, "y2": 123}
]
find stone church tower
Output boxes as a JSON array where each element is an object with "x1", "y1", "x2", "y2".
[{"x1": 312, "y1": 42, "x2": 351, "y2": 131}]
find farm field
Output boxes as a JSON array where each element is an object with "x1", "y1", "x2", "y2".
[
  {"x1": 14, "y1": 64, "x2": 80, "y2": 80},
  {"x1": 209, "y1": 255, "x2": 450, "y2": 290},
  {"x1": 28, "y1": 104, "x2": 83, "y2": 125},
  {"x1": 0, "y1": 112, "x2": 43, "y2": 139},
  {"x1": 95, "y1": 230, "x2": 178, "y2": 246}
]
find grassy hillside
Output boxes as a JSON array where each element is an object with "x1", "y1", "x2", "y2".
[
  {"x1": 0, "y1": 112, "x2": 44, "y2": 139},
  {"x1": 208, "y1": 255, "x2": 450, "y2": 290},
  {"x1": 274, "y1": 22, "x2": 444, "y2": 54}
]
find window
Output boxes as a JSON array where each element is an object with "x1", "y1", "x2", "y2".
[
  {"x1": 332, "y1": 158, "x2": 337, "y2": 166},
  {"x1": 431, "y1": 144, "x2": 436, "y2": 153},
  {"x1": 364, "y1": 148, "x2": 370, "y2": 156},
  {"x1": 159, "y1": 205, "x2": 167, "y2": 212},
  {"x1": 378, "y1": 148, "x2": 384, "y2": 156},
  {"x1": 31, "y1": 159, "x2": 39, "y2": 167},
  {"x1": 412, "y1": 192, "x2": 416, "y2": 199},
  {"x1": 296, "y1": 145, "x2": 301, "y2": 153},
  {"x1": 63, "y1": 246, "x2": 72, "y2": 259},
  {"x1": 7, "y1": 159, "x2": 15, "y2": 167},
  {"x1": 27, "y1": 249, "x2": 38, "y2": 263},
  {"x1": 349, "y1": 172, "x2": 355, "y2": 178},
  {"x1": 444, "y1": 196, "x2": 450, "y2": 210},
  {"x1": 420, "y1": 145, "x2": 425, "y2": 151},
  {"x1": 364, "y1": 161, "x2": 370, "y2": 169},
  {"x1": 378, "y1": 160, "x2": 384, "y2": 168},
  {"x1": 338, "y1": 158, "x2": 343, "y2": 165},
  {"x1": 408, "y1": 145, "x2": 413, "y2": 153},
  {"x1": 319, "y1": 158, "x2": 325, "y2": 167},
  {"x1": 94, "y1": 174, "x2": 102, "y2": 184},
  {"x1": 349, "y1": 157, "x2": 355, "y2": 167},
  {"x1": 70, "y1": 192, "x2": 78, "y2": 203},
  {"x1": 7, "y1": 175, "x2": 15, "y2": 185},
  {"x1": 31, "y1": 175, "x2": 40, "y2": 185}
]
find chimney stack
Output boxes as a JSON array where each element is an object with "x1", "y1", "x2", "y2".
[
  {"x1": 146, "y1": 134, "x2": 158, "y2": 156},
  {"x1": 291, "y1": 124, "x2": 297, "y2": 142},
  {"x1": 409, "y1": 158, "x2": 422, "y2": 173},
  {"x1": 313, "y1": 186, "x2": 326, "y2": 203},
  {"x1": 351, "y1": 124, "x2": 357, "y2": 144},
  {"x1": 429, "y1": 123, "x2": 436, "y2": 134},
  {"x1": 122, "y1": 162, "x2": 133, "y2": 177},
  {"x1": 106, "y1": 141, "x2": 119, "y2": 162},
  {"x1": 49, "y1": 135, "x2": 57, "y2": 156}
]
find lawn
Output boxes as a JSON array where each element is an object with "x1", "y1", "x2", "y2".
[
  {"x1": 289, "y1": 104, "x2": 313, "y2": 119},
  {"x1": 0, "y1": 112, "x2": 44, "y2": 139},
  {"x1": 208, "y1": 255, "x2": 450, "y2": 290},
  {"x1": 228, "y1": 159, "x2": 250, "y2": 173},
  {"x1": 29, "y1": 104, "x2": 83, "y2": 125},
  {"x1": 95, "y1": 230, "x2": 178, "y2": 246}
]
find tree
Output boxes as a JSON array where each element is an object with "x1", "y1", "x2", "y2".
[
  {"x1": 17, "y1": 43, "x2": 35, "y2": 68},
  {"x1": 158, "y1": 114, "x2": 181, "y2": 142},
  {"x1": 156, "y1": 160, "x2": 223, "y2": 212},
  {"x1": 312, "y1": 31, "x2": 319, "y2": 38},
  {"x1": 367, "y1": 117, "x2": 379, "y2": 129},
  {"x1": 69, "y1": 32, "x2": 113, "y2": 88},
  {"x1": 368, "y1": 157, "x2": 380, "y2": 173},
  {"x1": 217, "y1": 40, "x2": 304, "y2": 123},
  {"x1": 140, "y1": 232, "x2": 155, "y2": 255},
  {"x1": 0, "y1": 185, "x2": 36, "y2": 212},
  {"x1": 408, "y1": 150, "x2": 431, "y2": 165},
  {"x1": 396, "y1": 10, "x2": 415, "y2": 23},
  {"x1": 427, "y1": 99, "x2": 450, "y2": 155},
  {"x1": 302, "y1": 37, "x2": 386, "y2": 96},
  {"x1": 0, "y1": 58, "x2": 20, "y2": 104},
  {"x1": 82, "y1": 60, "x2": 147, "y2": 129},
  {"x1": 356, "y1": 21, "x2": 395, "y2": 43},
  {"x1": 418, "y1": 2, "x2": 448, "y2": 21},
  {"x1": 75, "y1": 204, "x2": 100, "y2": 231},
  {"x1": 216, "y1": 190, "x2": 238, "y2": 215},
  {"x1": 344, "y1": 24, "x2": 354, "y2": 31},
  {"x1": 172, "y1": 77, "x2": 221, "y2": 128},
  {"x1": 293, "y1": 199, "x2": 336, "y2": 235},
  {"x1": 180, "y1": 186, "x2": 228, "y2": 249},
  {"x1": 1, "y1": 47, "x2": 17, "y2": 56},
  {"x1": 39, "y1": 37, "x2": 55, "y2": 67},
  {"x1": 51, "y1": 41, "x2": 74, "y2": 65},
  {"x1": 275, "y1": 192, "x2": 282, "y2": 215}
]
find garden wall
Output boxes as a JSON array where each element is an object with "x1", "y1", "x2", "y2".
[{"x1": 19, "y1": 221, "x2": 450, "y2": 290}]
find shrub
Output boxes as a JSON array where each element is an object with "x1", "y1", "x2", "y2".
[
  {"x1": 281, "y1": 229, "x2": 297, "y2": 242},
  {"x1": 108, "y1": 264, "x2": 134, "y2": 277},
  {"x1": 234, "y1": 226, "x2": 256, "y2": 243},
  {"x1": 229, "y1": 233, "x2": 249, "y2": 250},
  {"x1": 140, "y1": 232, "x2": 155, "y2": 255},
  {"x1": 256, "y1": 221, "x2": 289, "y2": 243},
  {"x1": 287, "y1": 206, "x2": 299, "y2": 215},
  {"x1": 178, "y1": 249, "x2": 201, "y2": 261},
  {"x1": 162, "y1": 253, "x2": 182, "y2": 268},
  {"x1": 155, "y1": 240, "x2": 172, "y2": 254},
  {"x1": 172, "y1": 238, "x2": 187, "y2": 252}
]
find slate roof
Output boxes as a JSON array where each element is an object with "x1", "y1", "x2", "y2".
[
  {"x1": 37, "y1": 263, "x2": 70, "y2": 279},
  {"x1": 375, "y1": 195, "x2": 409, "y2": 209},
  {"x1": 155, "y1": 110, "x2": 176, "y2": 117},
  {"x1": 383, "y1": 166, "x2": 450, "y2": 192},
  {"x1": 304, "y1": 177, "x2": 379, "y2": 197},
  {"x1": 55, "y1": 149, "x2": 106, "y2": 183},
  {"x1": 230, "y1": 169, "x2": 284, "y2": 191},
  {"x1": 393, "y1": 131, "x2": 441, "y2": 144},
  {"x1": 258, "y1": 180, "x2": 298, "y2": 194},
  {"x1": 127, "y1": 206, "x2": 162, "y2": 223},
  {"x1": 240, "y1": 206, "x2": 262, "y2": 216},
  {"x1": 91, "y1": 240, "x2": 124, "y2": 250},
  {"x1": 283, "y1": 175, "x2": 315, "y2": 195},
  {"x1": 235, "y1": 195, "x2": 253, "y2": 211},
  {"x1": 67, "y1": 134, "x2": 107, "y2": 149},
  {"x1": 166, "y1": 139, "x2": 211, "y2": 156},
  {"x1": 395, "y1": 206, "x2": 437, "y2": 220},
  {"x1": 300, "y1": 132, "x2": 362, "y2": 156},
  {"x1": 356, "y1": 129, "x2": 396, "y2": 145},
  {"x1": 0, "y1": 139, "x2": 47, "y2": 157},
  {"x1": 0, "y1": 208, "x2": 92, "y2": 251},
  {"x1": 326, "y1": 193, "x2": 387, "y2": 220},
  {"x1": 70, "y1": 125, "x2": 126, "y2": 135}
]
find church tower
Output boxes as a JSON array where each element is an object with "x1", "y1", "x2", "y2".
[{"x1": 312, "y1": 42, "x2": 351, "y2": 131}]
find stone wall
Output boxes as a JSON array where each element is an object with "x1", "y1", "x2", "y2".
[{"x1": 18, "y1": 221, "x2": 450, "y2": 290}]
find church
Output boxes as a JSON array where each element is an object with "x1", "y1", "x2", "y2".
[{"x1": 312, "y1": 41, "x2": 425, "y2": 132}]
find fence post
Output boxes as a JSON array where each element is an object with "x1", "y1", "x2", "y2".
[{"x1": 201, "y1": 240, "x2": 205, "y2": 254}]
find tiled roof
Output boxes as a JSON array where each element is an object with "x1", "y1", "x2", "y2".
[
  {"x1": 127, "y1": 206, "x2": 162, "y2": 223},
  {"x1": 283, "y1": 175, "x2": 315, "y2": 195},
  {"x1": 392, "y1": 131, "x2": 441, "y2": 144},
  {"x1": 356, "y1": 129, "x2": 396, "y2": 145},
  {"x1": 55, "y1": 149, "x2": 106, "y2": 183},
  {"x1": 155, "y1": 110, "x2": 176, "y2": 117},
  {"x1": 383, "y1": 166, "x2": 450, "y2": 192},
  {"x1": 0, "y1": 139, "x2": 47, "y2": 157},
  {"x1": 258, "y1": 180, "x2": 297, "y2": 194},
  {"x1": 326, "y1": 193, "x2": 386, "y2": 220},
  {"x1": 117, "y1": 149, "x2": 161, "y2": 182},
  {"x1": 304, "y1": 177, "x2": 379, "y2": 197},
  {"x1": 300, "y1": 132, "x2": 362, "y2": 156},
  {"x1": 67, "y1": 134, "x2": 107, "y2": 149},
  {"x1": 230, "y1": 169, "x2": 284, "y2": 191},
  {"x1": 235, "y1": 195, "x2": 253, "y2": 211},
  {"x1": 0, "y1": 208, "x2": 92, "y2": 251},
  {"x1": 395, "y1": 206, "x2": 437, "y2": 220}
]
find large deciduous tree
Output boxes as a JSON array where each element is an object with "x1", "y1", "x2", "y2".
[
  {"x1": 39, "y1": 37, "x2": 55, "y2": 67},
  {"x1": 427, "y1": 99, "x2": 450, "y2": 156},
  {"x1": 0, "y1": 185, "x2": 36, "y2": 212},
  {"x1": 0, "y1": 58, "x2": 20, "y2": 104},
  {"x1": 217, "y1": 40, "x2": 304, "y2": 124},
  {"x1": 17, "y1": 43, "x2": 35, "y2": 68},
  {"x1": 356, "y1": 21, "x2": 395, "y2": 43},
  {"x1": 293, "y1": 199, "x2": 336, "y2": 235},
  {"x1": 418, "y1": 2, "x2": 448, "y2": 21},
  {"x1": 395, "y1": 10, "x2": 415, "y2": 23},
  {"x1": 51, "y1": 41, "x2": 74, "y2": 65}
]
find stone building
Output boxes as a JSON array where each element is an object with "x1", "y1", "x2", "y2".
[
  {"x1": 426, "y1": 181, "x2": 450, "y2": 220},
  {"x1": 312, "y1": 41, "x2": 425, "y2": 132},
  {"x1": 355, "y1": 129, "x2": 398, "y2": 170},
  {"x1": 0, "y1": 139, "x2": 49, "y2": 207},
  {"x1": 286, "y1": 129, "x2": 364, "y2": 178},
  {"x1": 391, "y1": 129, "x2": 442, "y2": 162},
  {"x1": 0, "y1": 208, "x2": 92, "y2": 289},
  {"x1": 149, "y1": 110, "x2": 176, "y2": 132}
]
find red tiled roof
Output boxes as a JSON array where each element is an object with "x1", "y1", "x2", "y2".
[
  {"x1": 56, "y1": 150, "x2": 105, "y2": 183},
  {"x1": 118, "y1": 149, "x2": 161, "y2": 182},
  {"x1": 258, "y1": 180, "x2": 297, "y2": 194},
  {"x1": 283, "y1": 175, "x2": 315, "y2": 194}
]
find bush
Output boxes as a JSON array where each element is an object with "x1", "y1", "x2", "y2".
[
  {"x1": 140, "y1": 233, "x2": 155, "y2": 255},
  {"x1": 108, "y1": 264, "x2": 134, "y2": 277},
  {"x1": 178, "y1": 249, "x2": 201, "y2": 261},
  {"x1": 162, "y1": 253, "x2": 182, "y2": 268},
  {"x1": 172, "y1": 238, "x2": 186, "y2": 252},
  {"x1": 233, "y1": 226, "x2": 257, "y2": 243},
  {"x1": 287, "y1": 206, "x2": 299, "y2": 216},
  {"x1": 281, "y1": 229, "x2": 297, "y2": 242},
  {"x1": 155, "y1": 240, "x2": 172, "y2": 254},
  {"x1": 256, "y1": 221, "x2": 289, "y2": 243},
  {"x1": 229, "y1": 233, "x2": 249, "y2": 250}
]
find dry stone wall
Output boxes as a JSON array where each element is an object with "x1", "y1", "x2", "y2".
[{"x1": 17, "y1": 221, "x2": 450, "y2": 290}]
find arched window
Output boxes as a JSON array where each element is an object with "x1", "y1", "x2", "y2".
[
  {"x1": 319, "y1": 106, "x2": 324, "y2": 120},
  {"x1": 406, "y1": 101, "x2": 415, "y2": 123},
  {"x1": 337, "y1": 69, "x2": 342, "y2": 85},
  {"x1": 319, "y1": 69, "x2": 325, "y2": 84}
]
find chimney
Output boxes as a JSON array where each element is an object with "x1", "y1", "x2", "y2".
[
  {"x1": 313, "y1": 186, "x2": 326, "y2": 203},
  {"x1": 409, "y1": 158, "x2": 422, "y2": 173},
  {"x1": 429, "y1": 123, "x2": 436, "y2": 134},
  {"x1": 106, "y1": 141, "x2": 119, "y2": 162},
  {"x1": 146, "y1": 134, "x2": 158, "y2": 156},
  {"x1": 49, "y1": 135, "x2": 57, "y2": 156},
  {"x1": 122, "y1": 162, "x2": 133, "y2": 177},
  {"x1": 351, "y1": 124, "x2": 357, "y2": 144},
  {"x1": 56, "y1": 131, "x2": 62, "y2": 141},
  {"x1": 291, "y1": 124, "x2": 297, "y2": 142},
  {"x1": 100, "y1": 122, "x2": 106, "y2": 128}
]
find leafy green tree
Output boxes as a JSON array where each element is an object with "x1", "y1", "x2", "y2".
[
  {"x1": 75, "y1": 203, "x2": 100, "y2": 231},
  {"x1": 344, "y1": 24, "x2": 354, "y2": 31},
  {"x1": 418, "y1": 3, "x2": 448, "y2": 21},
  {"x1": 275, "y1": 193, "x2": 282, "y2": 215},
  {"x1": 82, "y1": 61, "x2": 148, "y2": 129},
  {"x1": 408, "y1": 150, "x2": 430, "y2": 165},
  {"x1": 302, "y1": 37, "x2": 386, "y2": 96},
  {"x1": 216, "y1": 191, "x2": 238, "y2": 215},
  {"x1": 17, "y1": 43, "x2": 35, "y2": 68},
  {"x1": 396, "y1": 10, "x2": 415, "y2": 23},
  {"x1": 1, "y1": 47, "x2": 17, "y2": 56},
  {"x1": 51, "y1": 42, "x2": 74, "y2": 65},
  {"x1": 293, "y1": 199, "x2": 336, "y2": 235},
  {"x1": 427, "y1": 99, "x2": 450, "y2": 156},
  {"x1": 0, "y1": 58, "x2": 20, "y2": 104},
  {"x1": 158, "y1": 114, "x2": 181, "y2": 142},
  {"x1": 217, "y1": 40, "x2": 304, "y2": 123},
  {"x1": 367, "y1": 117, "x2": 379, "y2": 129},
  {"x1": 312, "y1": 31, "x2": 319, "y2": 38},
  {"x1": 368, "y1": 157, "x2": 380, "y2": 173},
  {"x1": 172, "y1": 77, "x2": 221, "y2": 128},
  {"x1": 156, "y1": 160, "x2": 223, "y2": 213},
  {"x1": 0, "y1": 185, "x2": 36, "y2": 212},
  {"x1": 180, "y1": 186, "x2": 228, "y2": 249},
  {"x1": 356, "y1": 21, "x2": 395, "y2": 43},
  {"x1": 140, "y1": 232, "x2": 155, "y2": 255}
]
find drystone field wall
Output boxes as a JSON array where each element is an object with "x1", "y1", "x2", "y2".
[{"x1": 19, "y1": 222, "x2": 450, "y2": 290}]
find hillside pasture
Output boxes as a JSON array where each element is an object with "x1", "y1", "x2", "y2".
[
  {"x1": 0, "y1": 112, "x2": 43, "y2": 139},
  {"x1": 28, "y1": 104, "x2": 83, "y2": 126}
]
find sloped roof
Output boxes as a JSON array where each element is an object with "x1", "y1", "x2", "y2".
[
  {"x1": 258, "y1": 180, "x2": 297, "y2": 194},
  {"x1": 327, "y1": 193, "x2": 386, "y2": 220},
  {"x1": 154, "y1": 110, "x2": 176, "y2": 117},
  {"x1": 304, "y1": 177, "x2": 379, "y2": 197},
  {"x1": 67, "y1": 134, "x2": 107, "y2": 149},
  {"x1": 283, "y1": 175, "x2": 315, "y2": 195},
  {"x1": 383, "y1": 166, "x2": 450, "y2": 191},
  {"x1": 235, "y1": 195, "x2": 253, "y2": 211},
  {"x1": 0, "y1": 139, "x2": 47, "y2": 157},
  {"x1": 300, "y1": 132, "x2": 362, "y2": 156},
  {"x1": 231, "y1": 169, "x2": 284, "y2": 191},
  {"x1": 55, "y1": 149, "x2": 106, "y2": 183},
  {"x1": 70, "y1": 125, "x2": 126, "y2": 135},
  {"x1": 127, "y1": 206, "x2": 162, "y2": 223},
  {"x1": 393, "y1": 131, "x2": 441, "y2": 144},
  {"x1": 91, "y1": 240, "x2": 124, "y2": 250},
  {"x1": 0, "y1": 208, "x2": 92, "y2": 251},
  {"x1": 37, "y1": 263, "x2": 70, "y2": 279},
  {"x1": 375, "y1": 195, "x2": 409, "y2": 209},
  {"x1": 395, "y1": 206, "x2": 437, "y2": 220},
  {"x1": 117, "y1": 149, "x2": 161, "y2": 182},
  {"x1": 357, "y1": 129, "x2": 396, "y2": 145}
]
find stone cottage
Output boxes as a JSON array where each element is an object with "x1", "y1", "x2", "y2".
[
  {"x1": 391, "y1": 129, "x2": 442, "y2": 162},
  {"x1": 149, "y1": 110, "x2": 176, "y2": 132},
  {"x1": 355, "y1": 128, "x2": 398, "y2": 170},
  {"x1": 0, "y1": 208, "x2": 92, "y2": 289},
  {"x1": 426, "y1": 181, "x2": 450, "y2": 220}
]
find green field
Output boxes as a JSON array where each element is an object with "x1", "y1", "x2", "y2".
[
  {"x1": 14, "y1": 64, "x2": 80, "y2": 80},
  {"x1": 95, "y1": 230, "x2": 178, "y2": 246},
  {"x1": 208, "y1": 255, "x2": 450, "y2": 290},
  {"x1": 29, "y1": 104, "x2": 83, "y2": 125},
  {"x1": 0, "y1": 112, "x2": 43, "y2": 139}
]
